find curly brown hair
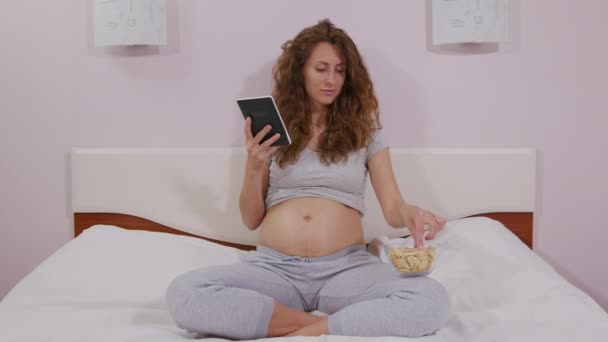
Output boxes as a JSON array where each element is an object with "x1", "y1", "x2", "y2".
[{"x1": 272, "y1": 19, "x2": 381, "y2": 167}]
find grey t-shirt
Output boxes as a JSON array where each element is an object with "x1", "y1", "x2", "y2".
[{"x1": 265, "y1": 130, "x2": 387, "y2": 216}]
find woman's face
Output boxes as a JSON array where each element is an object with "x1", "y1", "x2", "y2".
[{"x1": 303, "y1": 42, "x2": 345, "y2": 112}]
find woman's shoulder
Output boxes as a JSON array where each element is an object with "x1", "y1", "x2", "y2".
[{"x1": 365, "y1": 128, "x2": 387, "y2": 162}]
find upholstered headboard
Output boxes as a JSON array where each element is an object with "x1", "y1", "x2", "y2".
[{"x1": 71, "y1": 148, "x2": 536, "y2": 248}]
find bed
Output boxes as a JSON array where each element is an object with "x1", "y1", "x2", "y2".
[{"x1": 1, "y1": 147, "x2": 607, "y2": 342}]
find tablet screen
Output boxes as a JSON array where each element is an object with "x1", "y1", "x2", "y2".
[{"x1": 236, "y1": 96, "x2": 292, "y2": 147}]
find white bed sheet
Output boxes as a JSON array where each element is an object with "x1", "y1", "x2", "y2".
[{"x1": 1, "y1": 217, "x2": 607, "y2": 342}]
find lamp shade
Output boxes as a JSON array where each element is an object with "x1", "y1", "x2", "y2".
[
  {"x1": 93, "y1": 0, "x2": 167, "y2": 47},
  {"x1": 432, "y1": 0, "x2": 508, "y2": 44}
]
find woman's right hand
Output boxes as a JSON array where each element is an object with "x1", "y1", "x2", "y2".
[{"x1": 244, "y1": 117, "x2": 281, "y2": 172}]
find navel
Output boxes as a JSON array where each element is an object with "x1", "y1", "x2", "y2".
[{"x1": 302, "y1": 215, "x2": 312, "y2": 221}]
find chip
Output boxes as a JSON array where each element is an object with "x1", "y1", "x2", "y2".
[{"x1": 388, "y1": 245, "x2": 436, "y2": 273}]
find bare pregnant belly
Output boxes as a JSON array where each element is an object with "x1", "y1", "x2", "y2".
[{"x1": 258, "y1": 197, "x2": 364, "y2": 257}]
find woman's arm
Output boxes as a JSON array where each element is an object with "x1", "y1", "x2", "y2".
[
  {"x1": 368, "y1": 149, "x2": 446, "y2": 247},
  {"x1": 239, "y1": 163, "x2": 270, "y2": 230},
  {"x1": 239, "y1": 117, "x2": 281, "y2": 230}
]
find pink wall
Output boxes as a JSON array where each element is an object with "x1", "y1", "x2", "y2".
[{"x1": 1, "y1": 0, "x2": 606, "y2": 311}]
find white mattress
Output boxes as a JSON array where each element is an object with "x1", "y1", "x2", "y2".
[{"x1": 1, "y1": 217, "x2": 607, "y2": 342}]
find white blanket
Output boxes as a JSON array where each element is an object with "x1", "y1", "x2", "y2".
[{"x1": 1, "y1": 217, "x2": 607, "y2": 341}]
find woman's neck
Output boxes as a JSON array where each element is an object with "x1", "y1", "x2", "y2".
[{"x1": 310, "y1": 110, "x2": 327, "y2": 130}]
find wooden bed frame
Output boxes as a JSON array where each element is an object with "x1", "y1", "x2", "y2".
[{"x1": 74, "y1": 211, "x2": 533, "y2": 250}]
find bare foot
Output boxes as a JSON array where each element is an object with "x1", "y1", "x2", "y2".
[
  {"x1": 285, "y1": 317, "x2": 329, "y2": 337},
  {"x1": 267, "y1": 302, "x2": 325, "y2": 337}
]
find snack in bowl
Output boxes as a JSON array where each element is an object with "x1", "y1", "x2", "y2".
[{"x1": 388, "y1": 245, "x2": 436, "y2": 274}]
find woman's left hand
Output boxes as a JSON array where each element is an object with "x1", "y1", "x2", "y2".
[{"x1": 400, "y1": 204, "x2": 447, "y2": 248}]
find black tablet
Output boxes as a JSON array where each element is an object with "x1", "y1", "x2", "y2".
[{"x1": 236, "y1": 96, "x2": 292, "y2": 147}]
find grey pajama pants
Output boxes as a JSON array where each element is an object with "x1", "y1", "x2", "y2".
[{"x1": 165, "y1": 245, "x2": 449, "y2": 340}]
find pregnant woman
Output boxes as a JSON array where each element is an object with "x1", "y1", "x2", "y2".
[{"x1": 166, "y1": 19, "x2": 450, "y2": 340}]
